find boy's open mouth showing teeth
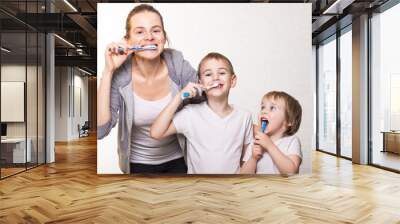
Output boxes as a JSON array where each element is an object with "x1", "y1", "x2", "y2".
[
  {"x1": 207, "y1": 83, "x2": 223, "y2": 90},
  {"x1": 206, "y1": 83, "x2": 219, "y2": 90}
]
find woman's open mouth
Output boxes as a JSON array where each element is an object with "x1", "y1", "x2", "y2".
[{"x1": 139, "y1": 44, "x2": 158, "y2": 50}]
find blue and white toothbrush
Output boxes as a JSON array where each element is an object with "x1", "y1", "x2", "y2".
[
  {"x1": 181, "y1": 83, "x2": 219, "y2": 99},
  {"x1": 116, "y1": 44, "x2": 157, "y2": 54}
]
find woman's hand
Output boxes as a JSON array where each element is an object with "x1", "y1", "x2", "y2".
[
  {"x1": 254, "y1": 129, "x2": 273, "y2": 152},
  {"x1": 179, "y1": 82, "x2": 205, "y2": 98},
  {"x1": 104, "y1": 39, "x2": 133, "y2": 73}
]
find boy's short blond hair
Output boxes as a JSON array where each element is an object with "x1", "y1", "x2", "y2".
[
  {"x1": 263, "y1": 91, "x2": 302, "y2": 136},
  {"x1": 197, "y1": 52, "x2": 235, "y2": 78}
]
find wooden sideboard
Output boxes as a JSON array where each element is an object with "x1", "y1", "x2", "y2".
[{"x1": 382, "y1": 131, "x2": 400, "y2": 154}]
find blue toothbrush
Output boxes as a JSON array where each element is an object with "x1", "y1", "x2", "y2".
[{"x1": 261, "y1": 119, "x2": 268, "y2": 133}]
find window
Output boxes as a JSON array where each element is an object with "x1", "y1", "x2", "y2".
[
  {"x1": 339, "y1": 28, "x2": 352, "y2": 158},
  {"x1": 0, "y1": 1, "x2": 46, "y2": 179},
  {"x1": 317, "y1": 36, "x2": 337, "y2": 154},
  {"x1": 370, "y1": 2, "x2": 400, "y2": 171}
]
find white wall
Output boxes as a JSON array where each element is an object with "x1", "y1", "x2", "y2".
[
  {"x1": 55, "y1": 67, "x2": 68, "y2": 141},
  {"x1": 97, "y1": 3, "x2": 313, "y2": 174},
  {"x1": 1, "y1": 82, "x2": 24, "y2": 122},
  {"x1": 72, "y1": 72, "x2": 89, "y2": 138},
  {"x1": 55, "y1": 67, "x2": 89, "y2": 141},
  {"x1": 1, "y1": 66, "x2": 26, "y2": 145}
]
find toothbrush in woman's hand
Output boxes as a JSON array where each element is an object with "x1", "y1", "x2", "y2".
[
  {"x1": 111, "y1": 44, "x2": 157, "y2": 54},
  {"x1": 181, "y1": 83, "x2": 219, "y2": 99}
]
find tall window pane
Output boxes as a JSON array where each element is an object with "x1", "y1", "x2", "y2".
[
  {"x1": 0, "y1": 1, "x2": 46, "y2": 179},
  {"x1": 371, "y1": 3, "x2": 400, "y2": 171},
  {"x1": 318, "y1": 37, "x2": 337, "y2": 154},
  {"x1": 340, "y1": 29, "x2": 352, "y2": 158}
]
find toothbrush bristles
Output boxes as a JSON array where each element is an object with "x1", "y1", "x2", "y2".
[
  {"x1": 207, "y1": 83, "x2": 219, "y2": 89},
  {"x1": 143, "y1": 45, "x2": 157, "y2": 50}
]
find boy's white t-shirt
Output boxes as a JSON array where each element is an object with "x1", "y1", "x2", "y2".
[
  {"x1": 173, "y1": 102, "x2": 253, "y2": 174},
  {"x1": 243, "y1": 135, "x2": 302, "y2": 174}
]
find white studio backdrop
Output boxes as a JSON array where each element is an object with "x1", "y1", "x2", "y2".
[{"x1": 97, "y1": 3, "x2": 313, "y2": 174}]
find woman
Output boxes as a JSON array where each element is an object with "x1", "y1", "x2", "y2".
[{"x1": 97, "y1": 4, "x2": 197, "y2": 174}]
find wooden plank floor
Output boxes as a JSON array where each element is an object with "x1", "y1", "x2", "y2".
[
  {"x1": 1, "y1": 135, "x2": 400, "y2": 223},
  {"x1": 1, "y1": 167, "x2": 26, "y2": 178}
]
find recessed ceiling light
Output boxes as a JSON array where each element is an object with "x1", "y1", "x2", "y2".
[
  {"x1": 54, "y1": 34, "x2": 75, "y2": 48},
  {"x1": 77, "y1": 67, "x2": 92, "y2": 76},
  {"x1": 323, "y1": 0, "x2": 355, "y2": 15},
  {"x1": 1, "y1": 47, "x2": 11, "y2": 53},
  {"x1": 63, "y1": 0, "x2": 78, "y2": 12}
]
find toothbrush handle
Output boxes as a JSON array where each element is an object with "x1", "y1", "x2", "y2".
[
  {"x1": 181, "y1": 92, "x2": 190, "y2": 99},
  {"x1": 181, "y1": 87, "x2": 203, "y2": 99},
  {"x1": 117, "y1": 46, "x2": 126, "y2": 54},
  {"x1": 117, "y1": 46, "x2": 141, "y2": 54}
]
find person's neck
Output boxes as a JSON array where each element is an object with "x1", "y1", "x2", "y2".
[
  {"x1": 206, "y1": 96, "x2": 232, "y2": 118},
  {"x1": 133, "y1": 56, "x2": 163, "y2": 80}
]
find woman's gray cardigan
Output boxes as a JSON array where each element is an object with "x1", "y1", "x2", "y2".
[{"x1": 97, "y1": 49, "x2": 198, "y2": 174}]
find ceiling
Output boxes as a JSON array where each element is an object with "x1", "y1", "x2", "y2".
[{"x1": 0, "y1": 0, "x2": 392, "y2": 74}]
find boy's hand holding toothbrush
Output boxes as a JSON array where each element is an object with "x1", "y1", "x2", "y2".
[
  {"x1": 179, "y1": 82, "x2": 205, "y2": 99},
  {"x1": 179, "y1": 82, "x2": 219, "y2": 100},
  {"x1": 254, "y1": 129, "x2": 273, "y2": 153},
  {"x1": 253, "y1": 114, "x2": 273, "y2": 153}
]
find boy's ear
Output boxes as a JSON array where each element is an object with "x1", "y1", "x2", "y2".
[{"x1": 230, "y1": 74, "x2": 237, "y2": 88}]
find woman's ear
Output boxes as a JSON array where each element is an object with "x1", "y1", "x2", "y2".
[
  {"x1": 164, "y1": 39, "x2": 169, "y2": 49},
  {"x1": 163, "y1": 35, "x2": 168, "y2": 46},
  {"x1": 231, "y1": 74, "x2": 237, "y2": 88}
]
